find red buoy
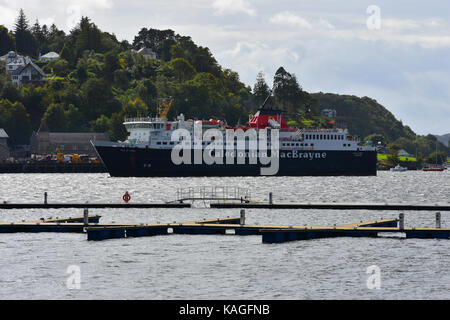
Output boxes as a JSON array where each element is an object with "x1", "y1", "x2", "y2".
[{"x1": 123, "y1": 192, "x2": 131, "y2": 203}]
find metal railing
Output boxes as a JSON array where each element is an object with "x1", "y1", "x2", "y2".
[{"x1": 175, "y1": 186, "x2": 251, "y2": 203}]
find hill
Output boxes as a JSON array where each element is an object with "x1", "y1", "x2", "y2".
[
  {"x1": 434, "y1": 134, "x2": 450, "y2": 147},
  {"x1": 310, "y1": 92, "x2": 450, "y2": 158},
  {"x1": 0, "y1": 10, "x2": 448, "y2": 160}
]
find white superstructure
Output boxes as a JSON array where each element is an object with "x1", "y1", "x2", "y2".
[{"x1": 120, "y1": 113, "x2": 374, "y2": 152}]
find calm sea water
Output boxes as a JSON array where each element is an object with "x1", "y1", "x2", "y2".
[{"x1": 0, "y1": 171, "x2": 449, "y2": 299}]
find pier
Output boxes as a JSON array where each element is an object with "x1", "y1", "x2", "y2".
[
  {"x1": 210, "y1": 201, "x2": 450, "y2": 211},
  {"x1": 0, "y1": 162, "x2": 106, "y2": 173},
  {"x1": 0, "y1": 210, "x2": 449, "y2": 243},
  {"x1": 0, "y1": 203, "x2": 190, "y2": 209}
]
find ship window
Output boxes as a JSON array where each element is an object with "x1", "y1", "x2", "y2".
[
  {"x1": 157, "y1": 142, "x2": 161, "y2": 145},
  {"x1": 163, "y1": 142, "x2": 167, "y2": 145},
  {"x1": 170, "y1": 142, "x2": 174, "y2": 145},
  {"x1": 310, "y1": 143, "x2": 314, "y2": 146}
]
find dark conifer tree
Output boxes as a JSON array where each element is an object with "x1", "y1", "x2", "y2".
[{"x1": 14, "y1": 9, "x2": 38, "y2": 57}]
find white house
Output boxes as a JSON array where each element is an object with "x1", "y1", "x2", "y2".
[
  {"x1": 1, "y1": 52, "x2": 46, "y2": 85},
  {"x1": 137, "y1": 47, "x2": 158, "y2": 59},
  {"x1": 321, "y1": 109, "x2": 337, "y2": 118},
  {"x1": 39, "y1": 52, "x2": 60, "y2": 62},
  {"x1": 0, "y1": 51, "x2": 27, "y2": 73},
  {"x1": 11, "y1": 59, "x2": 46, "y2": 85}
]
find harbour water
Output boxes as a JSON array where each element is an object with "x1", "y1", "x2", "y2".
[{"x1": 0, "y1": 171, "x2": 449, "y2": 299}]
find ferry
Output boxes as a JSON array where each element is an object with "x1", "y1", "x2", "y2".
[{"x1": 92, "y1": 103, "x2": 377, "y2": 177}]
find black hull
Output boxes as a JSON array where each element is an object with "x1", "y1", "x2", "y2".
[{"x1": 94, "y1": 145, "x2": 377, "y2": 177}]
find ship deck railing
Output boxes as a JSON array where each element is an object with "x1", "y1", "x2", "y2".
[{"x1": 124, "y1": 117, "x2": 166, "y2": 123}]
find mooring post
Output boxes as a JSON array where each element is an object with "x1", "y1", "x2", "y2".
[
  {"x1": 44, "y1": 192, "x2": 48, "y2": 205},
  {"x1": 436, "y1": 212, "x2": 441, "y2": 229},
  {"x1": 269, "y1": 192, "x2": 273, "y2": 205},
  {"x1": 399, "y1": 213, "x2": 404, "y2": 230},
  {"x1": 83, "y1": 208, "x2": 89, "y2": 226},
  {"x1": 240, "y1": 209, "x2": 245, "y2": 225}
]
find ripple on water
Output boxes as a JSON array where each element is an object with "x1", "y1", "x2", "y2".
[{"x1": 0, "y1": 171, "x2": 449, "y2": 299}]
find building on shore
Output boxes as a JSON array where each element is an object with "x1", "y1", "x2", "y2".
[
  {"x1": 39, "y1": 52, "x2": 60, "y2": 62},
  {"x1": 137, "y1": 47, "x2": 158, "y2": 59},
  {"x1": 0, "y1": 128, "x2": 10, "y2": 162},
  {"x1": 320, "y1": 108, "x2": 337, "y2": 118},
  {"x1": 30, "y1": 121, "x2": 109, "y2": 157}
]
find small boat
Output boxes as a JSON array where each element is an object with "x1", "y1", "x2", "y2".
[
  {"x1": 423, "y1": 164, "x2": 445, "y2": 172},
  {"x1": 390, "y1": 164, "x2": 407, "y2": 172},
  {"x1": 423, "y1": 141, "x2": 446, "y2": 171}
]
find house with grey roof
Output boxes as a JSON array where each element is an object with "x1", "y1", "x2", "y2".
[
  {"x1": 39, "y1": 52, "x2": 60, "y2": 62},
  {"x1": 0, "y1": 129, "x2": 10, "y2": 162},
  {"x1": 1, "y1": 51, "x2": 46, "y2": 85},
  {"x1": 10, "y1": 59, "x2": 46, "y2": 86},
  {"x1": 137, "y1": 47, "x2": 158, "y2": 59},
  {"x1": 1, "y1": 51, "x2": 27, "y2": 73}
]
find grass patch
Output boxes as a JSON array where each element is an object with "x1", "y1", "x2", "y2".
[{"x1": 377, "y1": 154, "x2": 417, "y2": 162}]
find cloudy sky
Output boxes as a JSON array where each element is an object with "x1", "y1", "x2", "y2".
[{"x1": 1, "y1": 0, "x2": 449, "y2": 135}]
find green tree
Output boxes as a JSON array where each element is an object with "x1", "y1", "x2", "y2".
[
  {"x1": 273, "y1": 67, "x2": 304, "y2": 114},
  {"x1": 387, "y1": 143, "x2": 401, "y2": 166},
  {"x1": 365, "y1": 133, "x2": 386, "y2": 146},
  {"x1": 14, "y1": 9, "x2": 37, "y2": 57},
  {"x1": 20, "y1": 86, "x2": 48, "y2": 130},
  {"x1": 43, "y1": 103, "x2": 68, "y2": 131},
  {"x1": 60, "y1": 43, "x2": 76, "y2": 66},
  {"x1": 253, "y1": 71, "x2": 271, "y2": 107},
  {"x1": 80, "y1": 78, "x2": 115, "y2": 120},
  {"x1": 425, "y1": 151, "x2": 447, "y2": 165},
  {"x1": 47, "y1": 24, "x2": 66, "y2": 53},
  {"x1": 65, "y1": 104, "x2": 85, "y2": 131},
  {"x1": 32, "y1": 19, "x2": 48, "y2": 55},
  {"x1": 169, "y1": 57, "x2": 196, "y2": 82},
  {"x1": 108, "y1": 112, "x2": 128, "y2": 141},
  {"x1": 170, "y1": 44, "x2": 186, "y2": 59},
  {"x1": 135, "y1": 79, "x2": 157, "y2": 108},
  {"x1": 74, "y1": 17, "x2": 102, "y2": 57},
  {"x1": 0, "y1": 25, "x2": 15, "y2": 55},
  {"x1": 0, "y1": 99, "x2": 32, "y2": 145},
  {"x1": 91, "y1": 114, "x2": 110, "y2": 132},
  {"x1": 121, "y1": 97, "x2": 148, "y2": 117}
]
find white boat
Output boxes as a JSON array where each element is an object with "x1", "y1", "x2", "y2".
[{"x1": 390, "y1": 164, "x2": 407, "y2": 172}]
